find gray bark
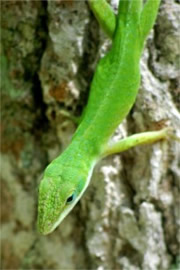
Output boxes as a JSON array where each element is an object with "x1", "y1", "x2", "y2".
[{"x1": 1, "y1": 0, "x2": 180, "y2": 269}]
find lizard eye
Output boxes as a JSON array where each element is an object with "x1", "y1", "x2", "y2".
[{"x1": 66, "y1": 193, "x2": 75, "y2": 204}]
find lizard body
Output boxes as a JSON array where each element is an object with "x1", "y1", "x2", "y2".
[{"x1": 38, "y1": 0, "x2": 164, "y2": 235}]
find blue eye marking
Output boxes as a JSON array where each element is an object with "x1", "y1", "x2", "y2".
[{"x1": 66, "y1": 193, "x2": 75, "y2": 204}]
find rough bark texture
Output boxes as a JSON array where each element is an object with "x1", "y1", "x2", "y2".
[{"x1": 1, "y1": 0, "x2": 180, "y2": 269}]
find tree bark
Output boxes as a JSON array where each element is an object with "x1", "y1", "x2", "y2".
[{"x1": 1, "y1": 0, "x2": 180, "y2": 269}]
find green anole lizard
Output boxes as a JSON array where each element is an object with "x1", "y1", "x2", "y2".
[{"x1": 38, "y1": 0, "x2": 174, "y2": 235}]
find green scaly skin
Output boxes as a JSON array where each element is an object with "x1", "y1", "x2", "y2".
[{"x1": 38, "y1": 0, "x2": 164, "y2": 235}]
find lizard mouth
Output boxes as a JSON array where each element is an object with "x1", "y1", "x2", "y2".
[{"x1": 37, "y1": 202, "x2": 72, "y2": 235}]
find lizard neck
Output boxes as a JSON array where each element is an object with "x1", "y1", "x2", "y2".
[{"x1": 52, "y1": 138, "x2": 98, "y2": 173}]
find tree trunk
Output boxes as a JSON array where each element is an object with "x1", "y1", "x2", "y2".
[{"x1": 1, "y1": 0, "x2": 180, "y2": 269}]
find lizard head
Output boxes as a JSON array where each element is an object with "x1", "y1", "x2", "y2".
[{"x1": 37, "y1": 161, "x2": 93, "y2": 235}]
